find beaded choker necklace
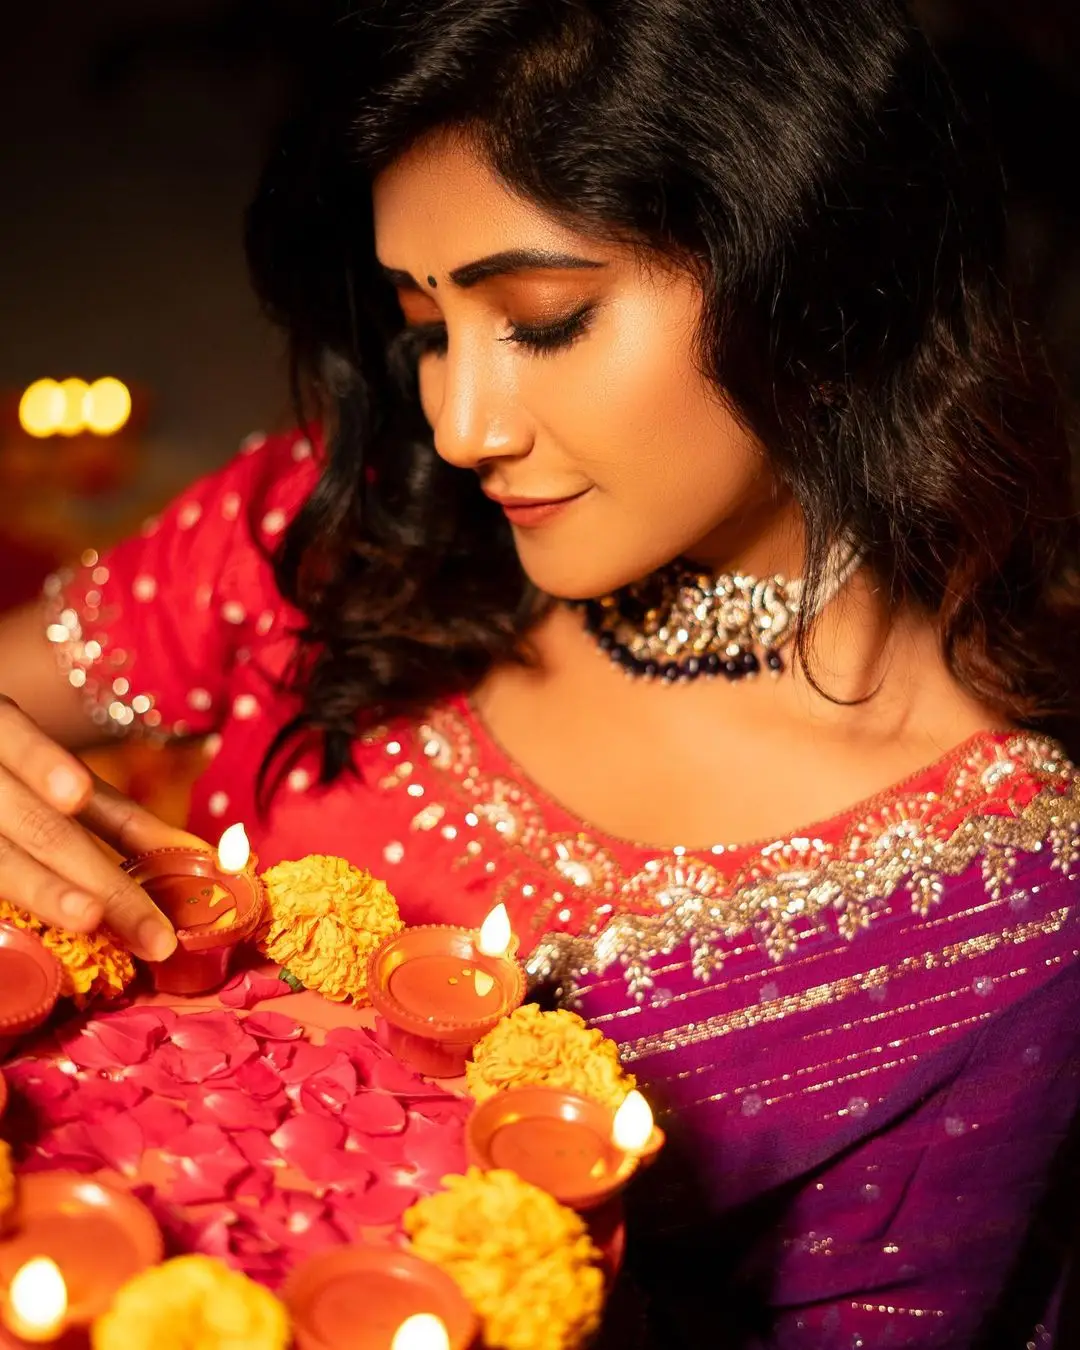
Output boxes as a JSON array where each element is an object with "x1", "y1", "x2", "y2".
[{"x1": 576, "y1": 545, "x2": 862, "y2": 682}]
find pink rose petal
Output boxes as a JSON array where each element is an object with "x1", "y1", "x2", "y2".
[
  {"x1": 50, "y1": 1076, "x2": 146, "y2": 1124},
  {"x1": 298, "y1": 1144, "x2": 377, "y2": 1187},
  {"x1": 323, "y1": 1026, "x2": 382, "y2": 1070},
  {"x1": 369, "y1": 1056, "x2": 433, "y2": 1095},
  {"x1": 342, "y1": 1092, "x2": 408, "y2": 1136},
  {"x1": 299, "y1": 1060, "x2": 357, "y2": 1117},
  {"x1": 188, "y1": 1088, "x2": 287, "y2": 1133},
  {"x1": 359, "y1": 1131, "x2": 410, "y2": 1165},
  {"x1": 260, "y1": 1039, "x2": 297, "y2": 1075},
  {"x1": 233, "y1": 1057, "x2": 286, "y2": 1101},
  {"x1": 29, "y1": 1120, "x2": 105, "y2": 1172},
  {"x1": 334, "y1": 1177, "x2": 420, "y2": 1229},
  {"x1": 234, "y1": 1167, "x2": 276, "y2": 1204},
  {"x1": 169, "y1": 1150, "x2": 251, "y2": 1206},
  {"x1": 412, "y1": 1097, "x2": 472, "y2": 1126},
  {"x1": 232, "y1": 1128, "x2": 282, "y2": 1171},
  {"x1": 57, "y1": 1024, "x2": 129, "y2": 1072},
  {"x1": 3, "y1": 1060, "x2": 74, "y2": 1112},
  {"x1": 270, "y1": 1112, "x2": 345, "y2": 1174},
  {"x1": 85, "y1": 1011, "x2": 169, "y2": 1064},
  {"x1": 171, "y1": 1011, "x2": 252, "y2": 1057},
  {"x1": 91, "y1": 1112, "x2": 146, "y2": 1177},
  {"x1": 131, "y1": 1098, "x2": 190, "y2": 1149},
  {"x1": 276, "y1": 1042, "x2": 341, "y2": 1085},
  {"x1": 244, "y1": 1012, "x2": 303, "y2": 1041},
  {"x1": 395, "y1": 1116, "x2": 467, "y2": 1190},
  {"x1": 219, "y1": 971, "x2": 293, "y2": 1009}
]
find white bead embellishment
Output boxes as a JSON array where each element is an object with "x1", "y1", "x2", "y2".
[
  {"x1": 208, "y1": 792, "x2": 230, "y2": 817},
  {"x1": 177, "y1": 502, "x2": 203, "y2": 529},
  {"x1": 261, "y1": 509, "x2": 287, "y2": 537},
  {"x1": 132, "y1": 575, "x2": 157, "y2": 602},
  {"x1": 233, "y1": 694, "x2": 259, "y2": 720},
  {"x1": 288, "y1": 768, "x2": 312, "y2": 792},
  {"x1": 222, "y1": 601, "x2": 246, "y2": 625},
  {"x1": 221, "y1": 492, "x2": 241, "y2": 521},
  {"x1": 187, "y1": 688, "x2": 213, "y2": 712}
]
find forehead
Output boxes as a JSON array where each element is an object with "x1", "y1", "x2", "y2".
[{"x1": 372, "y1": 133, "x2": 592, "y2": 267}]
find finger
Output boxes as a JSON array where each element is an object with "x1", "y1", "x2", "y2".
[
  {"x1": 0, "y1": 767, "x2": 176, "y2": 960},
  {"x1": 79, "y1": 776, "x2": 210, "y2": 857},
  {"x1": 0, "y1": 833, "x2": 105, "y2": 932},
  {"x1": 0, "y1": 695, "x2": 93, "y2": 814}
]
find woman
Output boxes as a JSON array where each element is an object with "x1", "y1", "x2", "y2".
[{"x1": 1, "y1": 0, "x2": 1078, "y2": 1343}]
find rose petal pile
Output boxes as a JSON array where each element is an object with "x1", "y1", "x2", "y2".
[
  {"x1": 4, "y1": 1005, "x2": 469, "y2": 1287},
  {"x1": 0, "y1": 899, "x2": 134, "y2": 1006},
  {"x1": 257, "y1": 856, "x2": 403, "y2": 1002},
  {"x1": 405, "y1": 1168, "x2": 605, "y2": 1350},
  {"x1": 466, "y1": 1004, "x2": 635, "y2": 1110},
  {"x1": 91, "y1": 1254, "x2": 288, "y2": 1350}
]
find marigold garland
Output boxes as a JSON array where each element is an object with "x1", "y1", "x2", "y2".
[
  {"x1": 256, "y1": 855, "x2": 403, "y2": 1003},
  {"x1": 404, "y1": 1168, "x2": 605, "y2": 1350},
  {"x1": 91, "y1": 1254, "x2": 289, "y2": 1350},
  {"x1": 0, "y1": 899, "x2": 134, "y2": 1007},
  {"x1": 466, "y1": 1004, "x2": 635, "y2": 1110}
]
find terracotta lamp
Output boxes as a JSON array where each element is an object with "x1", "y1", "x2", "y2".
[
  {"x1": 466, "y1": 1086, "x2": 665, "y2": 1211},
  {"x1": 367, "y1": 906, "x2": 526, "y2": 1078},
  {"x1": 121, "y1": 825, "x2": 265, "y2": 995},
  {"x1": 0, "y1": 926, "x2": 61, "y2": 1061},
  {"x1": 0, "y1": 1174, "x2": 163, "y2": 1348},
  {"x1": 282, "y1": 1245, "x2": 477, "y2": 1350}
]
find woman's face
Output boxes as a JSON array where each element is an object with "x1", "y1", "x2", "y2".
[{"x1": 373, "y1": 134, "x2": 791, "y2": 599}]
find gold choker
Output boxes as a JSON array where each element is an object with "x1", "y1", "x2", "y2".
[{"x1": 576, "y1": 547, "x2": 861, "y2": 682}]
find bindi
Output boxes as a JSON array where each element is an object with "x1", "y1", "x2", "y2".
[{"x1": 426, "y1": 274, "x2": 438, "y2": 288}]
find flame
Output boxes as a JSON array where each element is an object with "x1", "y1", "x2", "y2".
[
  {"x1": 612, "y1": 1090, "x2": 655, "y2": 1153},
  {"x1": 216, "y1": 823, "x2": 251, "y2": 874},
  {"x1": 4, "y1": 1258, "x2": 68, "y2": 1342},
  {"x1": 476, "y1": 903, "x2": 512, "y2": 958},
  {"x1": 391, "y1": 1312, "x2": 451, "y2": 1350}
]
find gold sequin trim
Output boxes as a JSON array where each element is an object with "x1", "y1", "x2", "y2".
[{"x1": 370, "y1": 708, "x2": 1077, "y2": 1001}]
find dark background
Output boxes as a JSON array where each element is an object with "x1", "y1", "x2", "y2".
[{"x1": 0, "y1": 0, "x2": 1078, "y2": 525}]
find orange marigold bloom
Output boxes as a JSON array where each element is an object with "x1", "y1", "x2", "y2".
[
  {"x1": 466, "y1": 1004, "x2": 635, "y2": 1110},
  {"x1": 257, "y1": 855, "x2": 402, "y2": 1003},
  {"x1": 91, "y1": 1255, "x2": 288, "y2": 1350},
  {"x1": 0, "y1": 900, "x2": 134, "y2": 1007},
  {"x1": 405, "y1": 1168, "x2": 604, "y2": 1350}
]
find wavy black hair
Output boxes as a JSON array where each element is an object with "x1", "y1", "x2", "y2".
[{"x1": 246, "y1": 0, "x2": 1080, "y2": 791}]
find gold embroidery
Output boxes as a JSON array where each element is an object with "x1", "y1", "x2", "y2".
[
  {"x1": 616, "y1": 907, "x2": 1071, "y2": 1061},
  {"x1": 367, "y1": 707, "x2": 1079, "y2": 1001}
]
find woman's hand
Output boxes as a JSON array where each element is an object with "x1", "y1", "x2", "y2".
[{"x1": 0, "y1": 695, "x2": 204, "y2": 960}]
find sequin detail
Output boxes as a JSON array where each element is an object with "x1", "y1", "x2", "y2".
[{"x1": 366, "y1": 706, "x2": 1078, "y2": 1001}]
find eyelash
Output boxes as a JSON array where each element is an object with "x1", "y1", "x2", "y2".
[{"x1": 404, "y1": 302, "x2": 595, "y2": 359}]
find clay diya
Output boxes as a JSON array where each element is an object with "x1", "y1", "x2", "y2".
[
  {"x1": 367, "y1": 906, "x2": 525, "y2": 1078},
  {"x1": 121, "y1": 824, "x2": 265, "y2": 995},
  {"x1": 466, "y1": 1086, "x2": 664, "y2": 1212},
  {"x1": 282, "y1": 1245, "x2": 478, "y2": 1350},
  {"x1": 0, "y1": 1173, "x2": 163, "y2": 1348},
  {"x1": 0, "y1": 926, "x2": 61, "y2": 1061}
]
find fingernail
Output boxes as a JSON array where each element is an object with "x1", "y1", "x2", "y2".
[
  {"x1": 60, "y1": 892, "x2": 103, "y2": 926},
  {"x1": 138, "y1": 917, "x2": 176, "y2": 962},
  {"x1": 47, "y1": 766, "x2": 85, "y2": 808}
]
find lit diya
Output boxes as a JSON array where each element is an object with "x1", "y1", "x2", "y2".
[
  {"x1": 466, "y1": 1086, "x2": 664, "y2": 1211},
  {"x1": 121, "y1": 824, "x2": 265, "y2": 995},
  {"x1": 282, "y1": 1245, "x2": 477, "y2": 1350},
  {"x1": 0, "y1": 1174, "x2": 162, "y2": 1348},
  {"x1": 367, "y1": 906, "x2": 525, "y2": 1078},
  {"x1": 0, "y1": 926, "x2": 61, "y2": 1061}
]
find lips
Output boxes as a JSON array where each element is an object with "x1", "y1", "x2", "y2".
[{"x1": 484, "y1": 488, "x2": 591, "y2": 528}]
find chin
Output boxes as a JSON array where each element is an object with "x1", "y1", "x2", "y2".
[{"x1": 514, "y1": 538, "x2": 673, "y2": 602}]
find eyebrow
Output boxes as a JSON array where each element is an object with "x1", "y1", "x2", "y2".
[{"x1": 381, "y1": 248, "x2": 605, "y2": 291}]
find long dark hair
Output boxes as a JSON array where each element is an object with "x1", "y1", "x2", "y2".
[{"x1": 246, "y1": 0, "x2": 1080, "y2": 791}]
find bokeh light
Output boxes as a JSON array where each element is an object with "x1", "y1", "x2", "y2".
[
  {"x1": 18, "y1": 379, "x2": 66, "y2": 438},
  {"x1": 83, "y1": 377, "x2": 132, "y2": 435},
  {"x1": 17, "y1": 376, "x2": 133, "y2": 437}
]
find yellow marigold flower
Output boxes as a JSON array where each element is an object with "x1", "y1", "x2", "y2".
[
  {"x1": 466, "y1": 1004, "x2": 635, "y2": 1111},
  {"x1": 405, "y1": 1168, "x2": 604, "y2": 1350},
  {"x1": 91, "y1": 1255, "x2": 288, "y2": 1350},
  {"x1": 257, "y1": 855, "x2": 402, "y2": 1003},
  {"x1": 0, "y1": 1140, "x2": 15, "y2": 1223},
  {"x1": 0, "y1": 900, "x2": 134, "y2": 1008}
]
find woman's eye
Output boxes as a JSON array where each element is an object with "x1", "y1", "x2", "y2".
[{"x1": 504, "y1": 302, "x2": 595, "y2": 355}]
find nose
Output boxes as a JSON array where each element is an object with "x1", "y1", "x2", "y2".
[{"x1": 428, "y1": 341, "x2": 531, "y2": 471}]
